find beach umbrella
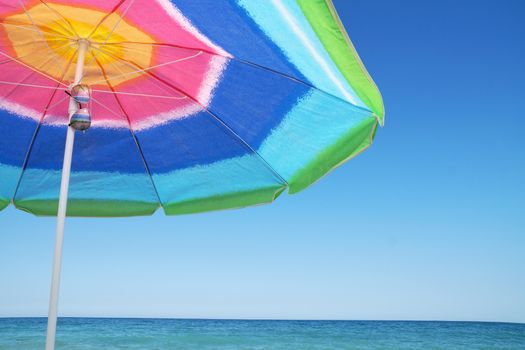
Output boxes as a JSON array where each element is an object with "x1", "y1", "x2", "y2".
[{"x1": 0, "y1": 1, "x2": 384, "y2": 349}]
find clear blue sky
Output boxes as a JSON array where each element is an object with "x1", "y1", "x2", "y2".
[{"x1": 1, "y1": 0, "x2": 524, "y2": 323}]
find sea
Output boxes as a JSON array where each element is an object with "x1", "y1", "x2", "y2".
[{"x1": 0, "y1": 318, "x2": 524, "y2": 349}]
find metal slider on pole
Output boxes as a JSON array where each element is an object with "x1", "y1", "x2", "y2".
[{"x1": 45, "y1": 39, "x2": 89, "y2": 350}]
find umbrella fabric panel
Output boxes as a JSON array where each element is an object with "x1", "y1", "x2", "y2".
[
  {"x1": 258, "y1": 89, "x2": 377, "y2": 194},
  {"x1": 13, "y1": 123, "x2": 159, "y2": 217},
  {"x1": 135, "y1": 111, "x2": 287, "y2": 215},
  {"x1": 235, "y1": 0, "x2": 366, "y2": 108},
  {"x1": 171, "y1": 0, "x2": 309, "y2": 82},
  {"x1": 154, "y1": 155, "x2": 287, "y2": 215},
  {"x1": 205, "y1": 58, "x2": 310, "y2": 150},
  {"x1": 6, "y1": 124, "x2": 149, "y2": 173},
  {"x1": 14, "y1": 169, "x2": 159, "y2": 217},
  {"x1": 296, "y1": 0, "x2": 384, "y2": 121},
  {"x1": 135, "y1": 110, "x2": 262, "y2": 172},
  {"x1": 0, "y1": 165, "x2": 15, "y2": 210},
  {"x1": 0, "y1": 111, "x2": 38, "y2": 210}
]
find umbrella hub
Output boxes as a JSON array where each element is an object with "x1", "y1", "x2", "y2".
[{"x1": 68, "y1": 40, "x2": 91, "y2": 132}]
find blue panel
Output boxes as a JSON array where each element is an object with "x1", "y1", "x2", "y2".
[
  {"x1": 209, "y1": 59, "x2": 310, "y2": 148},
  {"x1": 0, "y1": 111, "x2": 38, "y2": 201},
  {"x1": 171, "y1": 0, "x2": 307, "y2": 82},
  {"x1": 0, "y1": 111, "x2": 38, "y2": 166},
  {"x1": 21, "y1": 124, "x2": 147, "y2": 173},
  {"x1": 136, "y1": 110, "x2": 249, "y2": 174},
  {"x1": 258, "y1": 89, "x2": 375, "y2": 181},
  {"x1": 153, "y1": 154, "x2": 285, "y2": 206}
]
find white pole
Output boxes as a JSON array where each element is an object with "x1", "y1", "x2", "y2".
[{"x1": 45, "y1": 39, "x2": 89, "y2": 350}]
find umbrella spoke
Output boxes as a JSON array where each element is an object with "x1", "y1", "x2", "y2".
[
  {"x1": 0, "y1": 49, "x2": 72, "y2": 87},
  {"x1": 87, "y1": 0, "x2": 129, "y2": 39},
  {"x1": 2, "y1": 46, "x2": 70, "y2": 104},
  {"x1": 91, "y1": 89, "x2": 186, "y2": 101},
  {"x1": 88, "y1": 45, "x2": 202, "y2": 88},
  {"x1": 91, "y1": 45, "x2": 208, "y2": 109},
  {"x1": 16, "y1": 0, "x2": 72, "y2": 80},
  {"x1": 1, "y1": 45, "x2": 72, "y2": 120},
  {"x1": 97, "y1": 40, "x2": 221, "y2": 58},
  {"x1": 45, "y1": 94, "x2": 70, "y2": 111},
  {"x1": 37, "y1": 0, "x2": 80, "y2": 39},
  {"x1": 88, "y1": 46, "x2": 187, "y2": 101},
  {"x1": 0, "y1": 81, "x2": 66, "y2": 91},
  {"x1": 90, "y1": 95, "x2": 128, "y2": 120},
  {"x1": 0, "y1": 22, "x2": 72, "y2": 40},
  {"x1": 0, "y1": 39, "x2": 69, "y2": 51},
  {"x1": 80, "y1": 0, "x2": 136, "y2": 82},
  {"x1": 0, "y1": 41, "x2": 70, "y2": 66},
  {"x1": 95, "y1": 41, "x2": 206, "y2": 65}
]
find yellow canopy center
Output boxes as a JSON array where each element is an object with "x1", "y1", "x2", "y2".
[{"x1": 3, "y1": 2, "x2": 156, "y2": 86}]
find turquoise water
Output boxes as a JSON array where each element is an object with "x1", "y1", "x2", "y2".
[{"x1": 0, "y1": 318, "x2": 524, "y2": 349}]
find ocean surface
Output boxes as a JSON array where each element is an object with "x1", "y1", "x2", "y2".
[{"x1": 0, "y1": 318, "x2": 524, "y2": 349}]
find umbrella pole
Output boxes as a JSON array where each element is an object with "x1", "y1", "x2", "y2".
[{"x1": 45, "y1": 39, "x2": 89, "y2": 350}]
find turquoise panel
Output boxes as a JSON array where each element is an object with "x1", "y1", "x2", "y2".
[
  {"x1": 237, "y1": 0, "x2": 365, "y2": 107},
  {"x1": 154, "y1": 154, "x2": 286, "y2": 206},
  {"x1": 258, "y1": 89, "x2": 376, "y2": 187}
]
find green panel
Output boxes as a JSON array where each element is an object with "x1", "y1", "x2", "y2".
[
  {"x1": 289, "y1": 117, "x2": 377, "y2": 194},
  {"x1": 14, "y1": 200, "x2": 159, "y2": 217},
  {"x1": 0, "y1": 198, "x2": 8, "y2": 211},
  {"x1": 164, "y1": 185, "x2": 286, "y2": 216},
  {"x1": 296, "y1": 0, "x2": 384, "y2": 123}
]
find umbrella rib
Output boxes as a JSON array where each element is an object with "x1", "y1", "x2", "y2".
[
  {"x1": 88, "y1": 46, "x2": 189, "y2": 100},
  {"x1": 87, "y1": 0, "x2": 127, "y2": 39},
  {"x1": 0, "y1": 41, "x2": 70, "y2": 66},
  {"x1": 11, "y1": 54, "x2": 75, "y2": 204},
  {"x1": 37, "y1": 0, "x2": 80, "y2": 38},
  {"x1": 0, "y1": 44, "x2": 72, "y2": 102},
  {"x1": 0, "y1": 50, "x2": 70, "y2": 88},
  {"x1": 88, "y1": 46, "x2": 202, "y2": 87},
  {"x1": 80, "y1": 0, "x2": 136, "y2": 83},
  {"x1": 103, "y1": 40, "x2": 372, "y2": 114},
  {"x1": 0, "y1": 22, "x2": 71, "y2": 40},
  {"x1": 0, "y1": 81, "x2": 67, "y2": 91},
  {"x1": 91, "y1": 89, "x2": 187, "y2": 101},
  {"x1": 94, "y1": 49, "x2": 288, "y2": 186},
  {"x1": 89, "y1": 96, "x2": 128, "y2": 125},
  {"x1": 45, "y1": 94, "x2": 71, "y2": 111},
  {"x1": 93, "y1": 57, "x2": 163, "y2": 209},
  {"x1": 0, "y1": 39, "x2": 67, "y2": 51},
  {"x1": 16, "y1": 0, "x2": 70, "y2": 81},
  {"x1": 98, "y1": 41, "x2": 222, "y2": 57}
]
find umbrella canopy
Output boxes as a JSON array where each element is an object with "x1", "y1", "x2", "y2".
[{"x1": 0, "y1": 0, "x2": 383, "y2": 217}]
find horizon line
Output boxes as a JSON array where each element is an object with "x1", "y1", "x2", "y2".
[{"x1": 0, "y1": 317, "x2": 523, "y2": 325}]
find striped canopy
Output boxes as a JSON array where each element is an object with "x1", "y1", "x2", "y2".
[{"x1": 0, "y1": 0, "x2": 384, "y2": 217}]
